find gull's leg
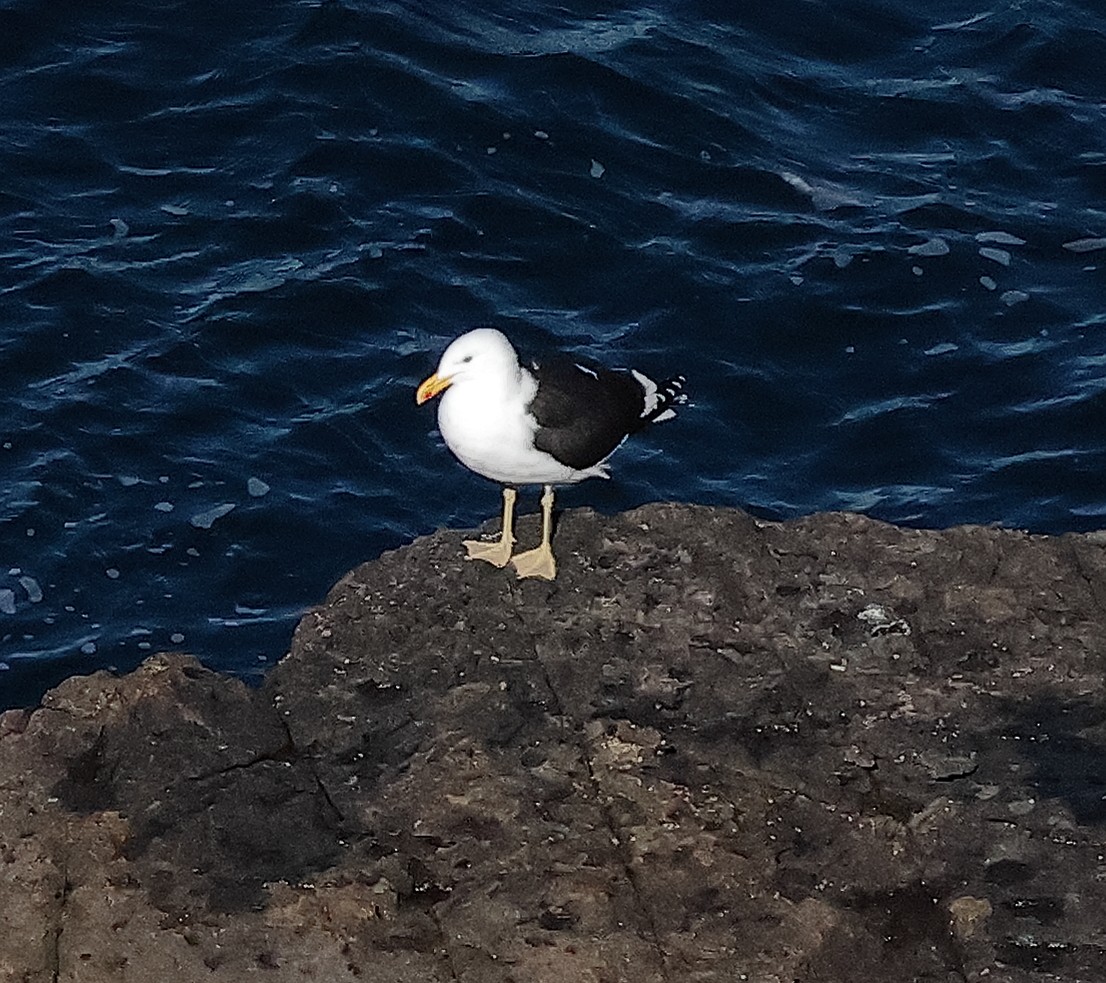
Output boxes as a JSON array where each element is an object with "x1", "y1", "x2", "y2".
[
  {"x1": 463, "y1": 486, "x2": 516, "y2": 567},
  {"x1": 510, "y1": 484, "x2": 557, "y2": 580}
]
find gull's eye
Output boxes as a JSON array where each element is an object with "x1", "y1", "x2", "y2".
[{"x1": 462, "y1": 355, "x2": 473, "y2": 363}]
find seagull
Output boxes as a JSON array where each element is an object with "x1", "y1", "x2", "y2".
[{"x1": 416, "y1": 327, "x2": 686, "y2": 580}]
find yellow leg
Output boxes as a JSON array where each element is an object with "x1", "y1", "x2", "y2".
[
  {"x1": 511, "y1": 485, "x2": 557, "y2": 580},
  {"x1": 463, "y1": 487, "x2": 516, "y2": 567}
]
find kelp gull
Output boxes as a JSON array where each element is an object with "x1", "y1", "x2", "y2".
[{"x1": 416, "y1": 327, "x2": 686, "y2": 580}]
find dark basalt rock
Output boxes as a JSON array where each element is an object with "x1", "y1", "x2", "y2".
[{"x1": 2, "y1": 503, "x2": 1106, "y2": 982}]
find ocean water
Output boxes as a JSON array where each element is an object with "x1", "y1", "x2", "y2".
[{"x1": 3, "y1": 0, "x2": 1106, "y2": 708}]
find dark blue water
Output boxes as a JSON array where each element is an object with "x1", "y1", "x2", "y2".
[{"x1": 3, "y1": 0, "x2": 1106, "y2": 708}]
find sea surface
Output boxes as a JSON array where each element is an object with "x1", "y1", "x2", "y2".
[{"x1": 3, "y1": 0, "x2": 1106, "y2": 709}]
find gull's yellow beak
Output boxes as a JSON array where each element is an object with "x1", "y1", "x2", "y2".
[{"x1": 416, "y1": 372, "x2": 453, "y2": 405}]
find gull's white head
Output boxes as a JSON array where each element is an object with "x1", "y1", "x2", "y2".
[{"x1": 416, "y1": 328, "x2": 519, "y2": 404}]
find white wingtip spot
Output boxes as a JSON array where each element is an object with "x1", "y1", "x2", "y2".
[
  {"x1": 631, "y1": 368, "x2": 661, "y2": 415},
  {"x1": 630, "y1": 368, "x2": 687, "y2": 423}
]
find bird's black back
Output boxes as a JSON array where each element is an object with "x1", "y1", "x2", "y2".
[{"x1": 527, "y1": 355, "x2": 655, "y2": 470}]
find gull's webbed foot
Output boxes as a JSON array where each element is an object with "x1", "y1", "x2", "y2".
[
  {"x1": 510, "y1": 484, "x2": 557, "y2": 580},
  {"x1": 462, "y1": 537, "x2": 513, "y2": 568},
  {"x1": 510, "y1": 542, "x2": 556, "y2": 580},
  {"x1": 462, "y1": 487, "x2": 516, "y2": 568}
]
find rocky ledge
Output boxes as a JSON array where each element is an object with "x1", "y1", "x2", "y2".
[{"x1": 3, "y1": 503, "x2": 1106, "y2": 982}]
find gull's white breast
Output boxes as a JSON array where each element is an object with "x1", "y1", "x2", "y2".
[{"x1": 438, "y1": 372, "x2": 602, "y2": 485}]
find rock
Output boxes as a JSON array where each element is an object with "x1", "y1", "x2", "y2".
[
  {"x1": 949, "y1": 895, "x2": 994, "y2": 941},
  {"x1": 2, "y1": 504, "x2": 1106, "y2": 981}
]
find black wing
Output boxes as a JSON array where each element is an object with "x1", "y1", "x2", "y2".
[{"x1": 527, "y1": 355, "x2": 649, "y2": 470}]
